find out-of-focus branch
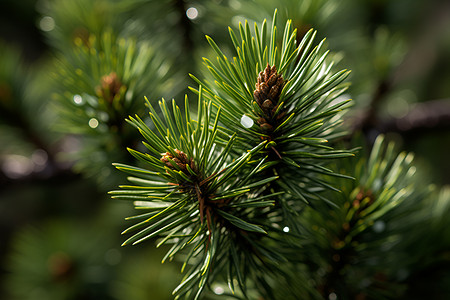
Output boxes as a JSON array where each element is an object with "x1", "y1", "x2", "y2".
[
  {"x1": 0, "y1": 166, "x2": 78, "y2": 189},
  {"x1": 352, "y1": 0, "x2": 450, "y2": 142},
  {"x1": 380, "y1": 99, "x2": 450, "y2": 137},
  {"x1": 355, "y1": 79, "x2": 392, "y2": 134},
  {"x1": 173, "y1": 0, "x2": 194, "y2": 53},
  {"x1": 350, "y1": 99, "x2": 450, "y2": 140}
]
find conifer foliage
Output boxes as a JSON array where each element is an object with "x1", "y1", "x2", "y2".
[
  {"x1": 3, "y1": 2, "x2": 450, "y2": 300},
  {"x1": 113, "y1": 11, "x2": 355, "y2": 299}
]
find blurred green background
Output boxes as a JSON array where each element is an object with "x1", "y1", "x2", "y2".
[{"x1": 1, "y1": 0, "x2": 449, "y2": 299}]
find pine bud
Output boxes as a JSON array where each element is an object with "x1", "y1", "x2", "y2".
[
  {"x1": 257, "y1": 117, "x2": 267, "y2": 125},
  {"x1": 353, "y1": 189, "x2": 374, "y2": 212},
  {"x1": 260, "y1": 123, "x2": 274, "y2": 132},
  {"x1": 96, "y1": 72, "x2": 123, "y2": 104},
  {"x1": 262, "y1": 99, "x2": 274, "y2": 110},
  {"x1": 253, "y1": 64, "x2": 286, "y2": 136},
  {"x1": 253, "y1": 63, "x2": 285, "y2": 109},
  {"x1": 161, "y1": 149, "x2": 196, "y2": 174}
]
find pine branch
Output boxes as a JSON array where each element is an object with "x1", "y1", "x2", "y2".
[
  {"x1": 112, "y1": 91, "x2": 286, "y2": 298},
  {"x1": 191, "y1": 10, "x2": 353, "y2": 217},
  {"x1": 112, "y1": 11, "x2": 354, "y2": 299},
  {"x1": 379, "y1": 98, "x2": 450, "y2": 137},
  {"x1": 352, "y1": 78, "x2": 392, "y2": 135},
  {"x1": 283, "y1": 134, "x2": 434, "y2": 299},
  {"x1": 351, "y1": 98, "x2": 450, "y2": 143}
]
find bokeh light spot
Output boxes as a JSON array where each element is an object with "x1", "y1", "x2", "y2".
[
  {"x1": 73, "y1": 94, "x2": 83, "y2": 105},
  {"x1": 186, "y1": 7, "x2": 198, "y2": 20},
  {"x1": 89, "y1": 118, "x2": 99, "y2": 129},
  {"x1": 39, "y1": 16, "x2": 55, "y2": 32}
]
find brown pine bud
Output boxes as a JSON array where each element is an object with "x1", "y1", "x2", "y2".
[
  {"x1": 264, "y1": 64, "x2": 271, "y2": 81},
  {"x1": 96, "y1": 72, "x2": 123, "y2": 104},
  {"x1": 253, "y1": 90, "x2": 262, "y2": 104},
  {"x1": 257, "y1": 117, "x2": 267, "y2": 125},
  {"x1": 260, "y1": 123, "x2": 273, "y2": 132},
  {"x1": 265, "y1": 72, "x2": 279, "y2": 87},
  {"x1": 268, "y1": 77, "x2": 284, "y2": 100},
  {"x1": 262, "y1": 99, "x2": 274, "y2": 110},
  {"x1": 253, "y1": 63, "x2": 285, "y2": 110},
  {"x1": 160, "y1": 149, "x2": 194, "y2": 174}
]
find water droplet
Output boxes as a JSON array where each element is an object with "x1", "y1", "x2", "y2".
[
  {"x1": 240, "y1": 115, "x2": 254, "y2": 128},
  {"x1": 283, "y1": 226, "x2": 290, "y2": 233}
]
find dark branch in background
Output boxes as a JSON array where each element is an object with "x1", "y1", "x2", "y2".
[
  {"x1": 0, "y1": 166, "x2": 78, "y2": 189},
  {"x1": 351, "y1": 0, "x2": 450, "y2": 143},
  {"x1": 350, "y1": 79, "x2": 392, "y2": 139},
  {"x1": 0, "y1": 1, "x2": 48, "y2": 63},
  {"x1": 0, "y1": 109, "x2": 51, "y2": 156},
  {"x1": 380, "y1": 98, "x2": 450, "y2": 138},
  {"x1": 173, "y1": 0, "x2": 194, "y2": 53},
  {"x1": 351, "y1": 97, "x2": 450, "y2": 142},
  {"x1": 0, "y1": 106, "x2": 76, "y2": 188}
]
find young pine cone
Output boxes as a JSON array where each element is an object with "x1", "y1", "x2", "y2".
[
  {"x1": 96, "y1": 72, "x2": 123, "y2": 104},
  {"x1": 161, "y1": 149, "x2": 196, "y2": 174},
  {"x1": 253, "y1": 64, "x2": 285, "y2": 132},
  {"x1": 253, "y1": 63, "x2": 285, "y2": 113}
]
